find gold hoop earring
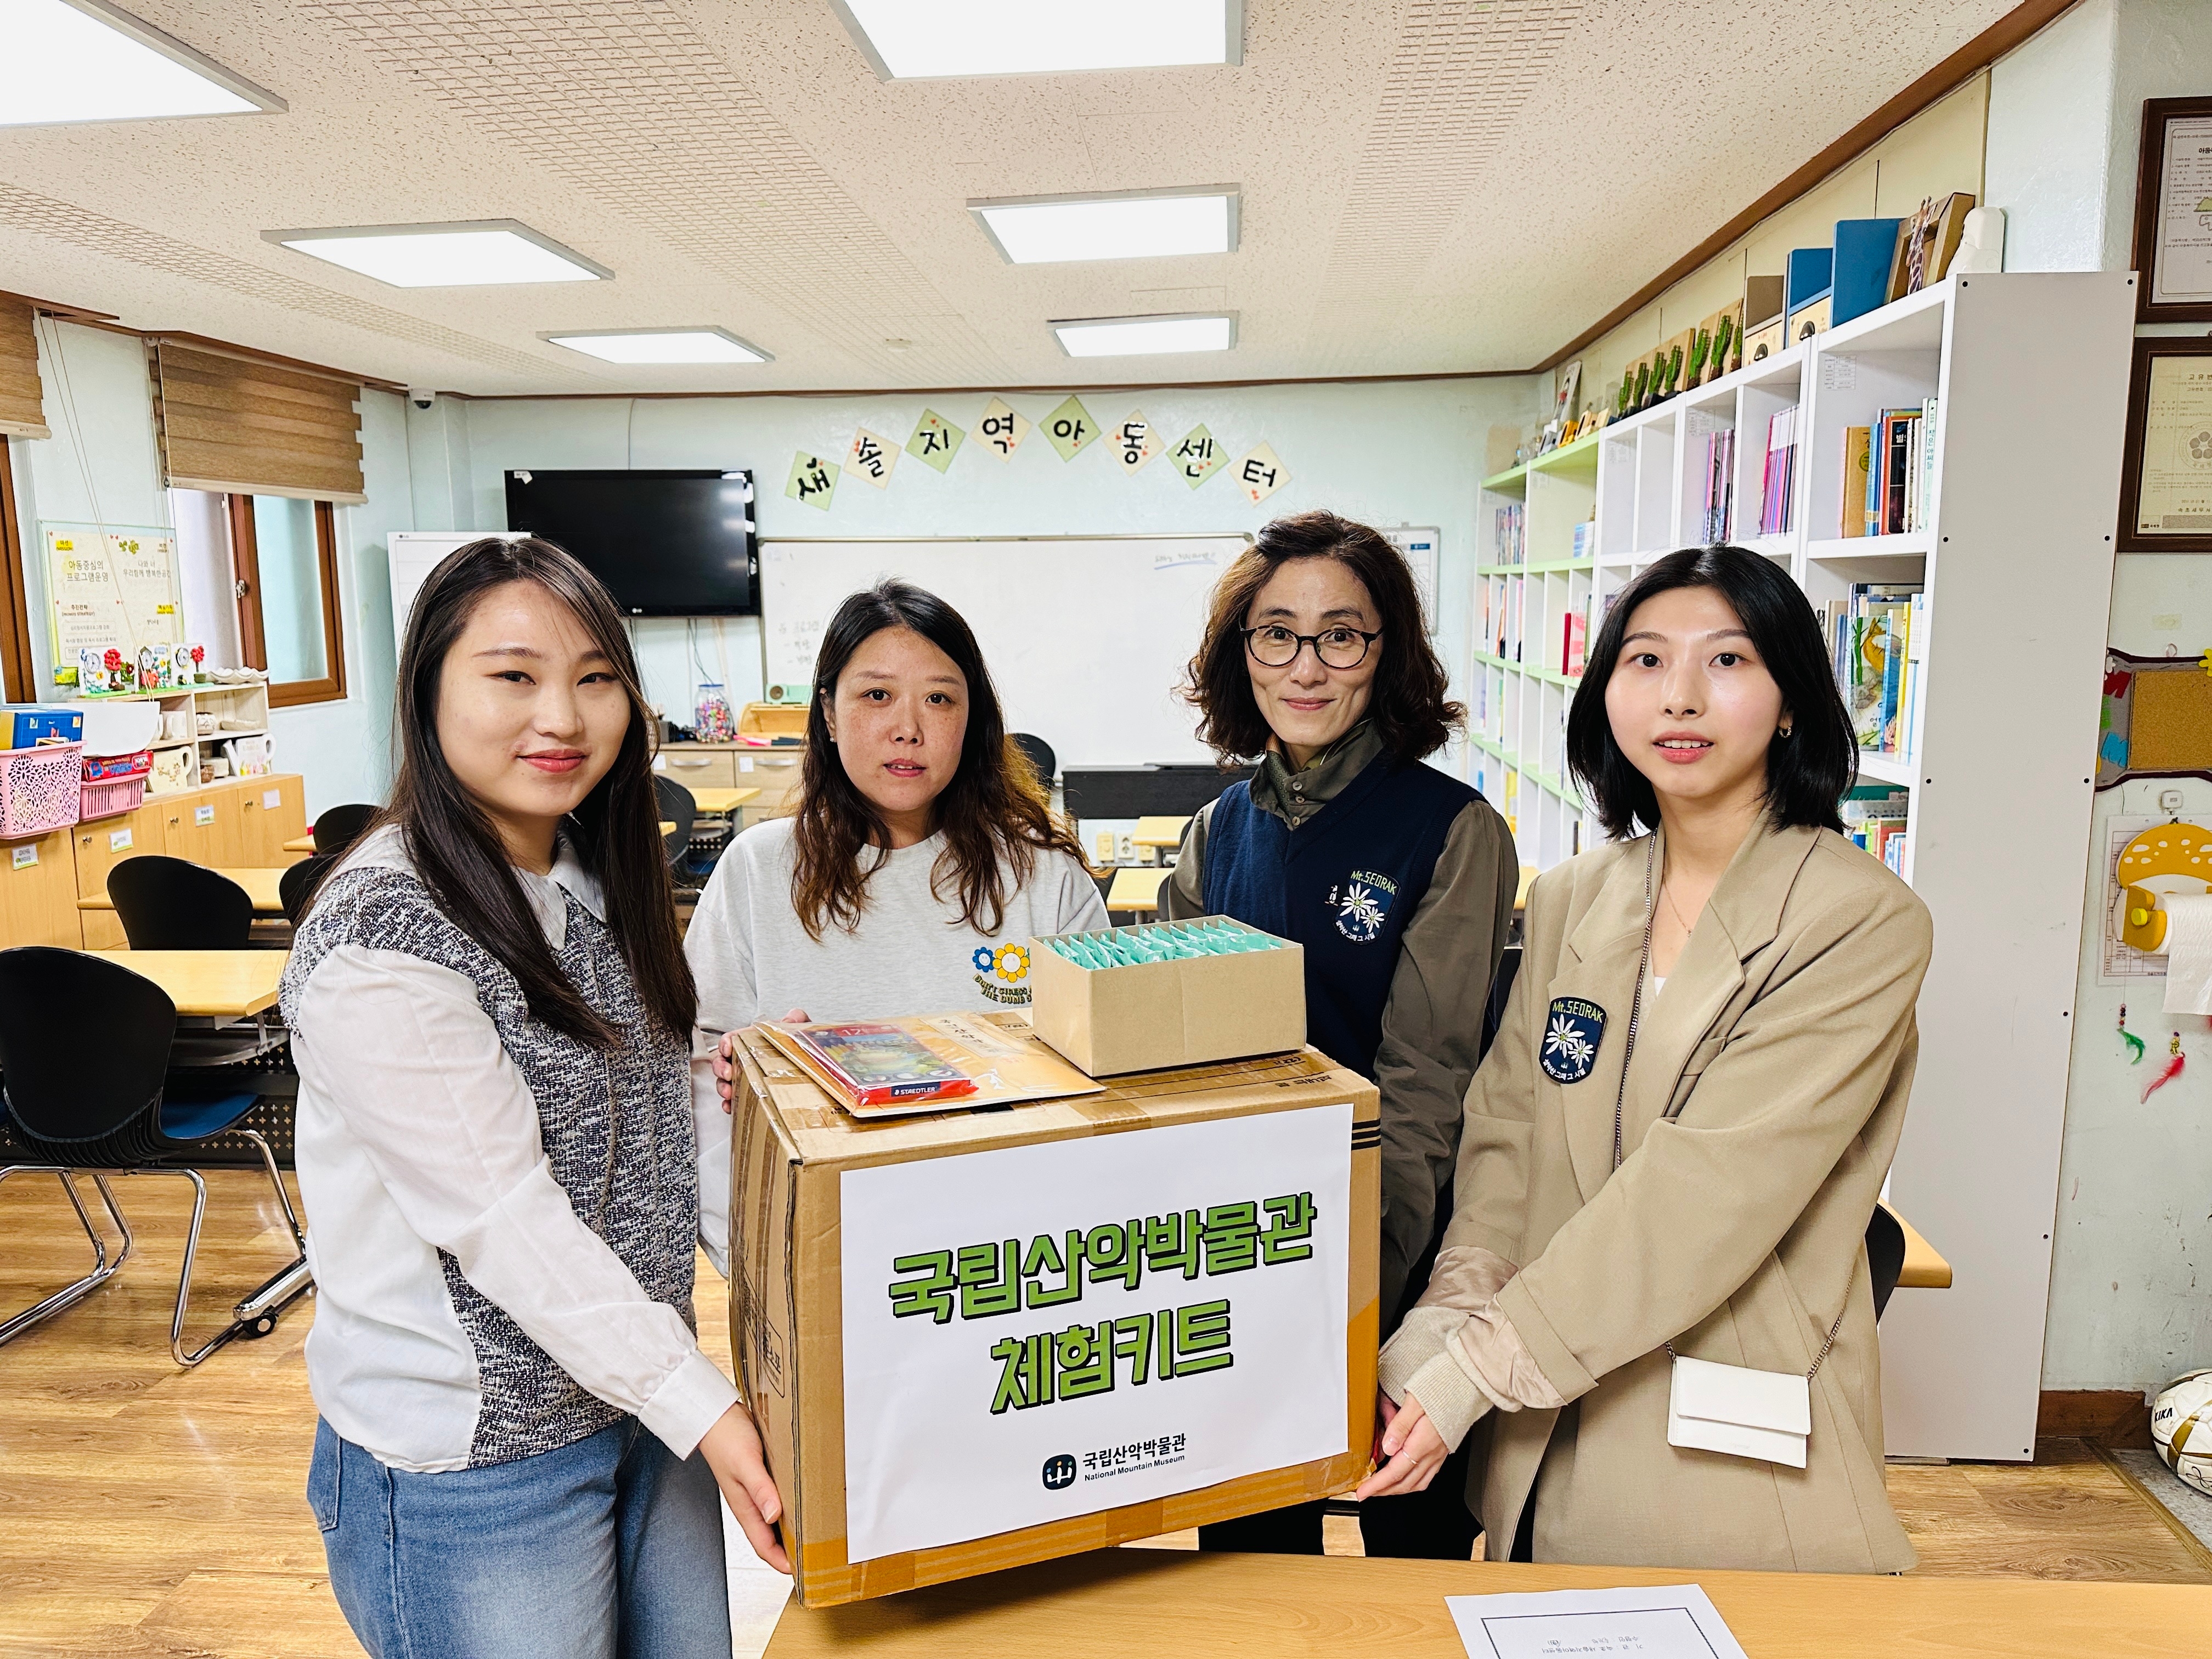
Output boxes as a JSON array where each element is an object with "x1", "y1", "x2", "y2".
[{"x1": 1778, "y1": 724, "x2": 1793, "y2": 738}]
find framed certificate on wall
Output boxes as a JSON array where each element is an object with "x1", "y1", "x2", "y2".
[
  {"x1": 2119, "y1": 338, "x2": 2212, "y2": 551},
  {"x1": 2132, "y1": 97, "x2": 2212, "y2": 322}
]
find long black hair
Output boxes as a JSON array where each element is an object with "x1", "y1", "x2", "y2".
[
  {"x1": 317, "y1": 535, "x2": 695, "y2": 1047},
  {"x1": 791, "y1": 579, "x2": 1086, "y2": 939},
  {"x1": 1566, "y1": 545, "x2": 1855, "y2": 839}
]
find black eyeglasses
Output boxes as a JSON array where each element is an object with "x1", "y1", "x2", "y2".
[{"x1": 1243, "y1": 624, "x2": 1381, "y2": 670}]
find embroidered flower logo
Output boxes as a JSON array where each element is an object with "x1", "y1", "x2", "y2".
[
  {"x1": 972, "y1": 946, "x2": 996, "y2": 972},
  {"x1": 993, "y1": 944, "x2": 1030, "y2": 983},
  {"x1": 1544, "y1": 1013, "x2": 1596, "y2": 1072}
]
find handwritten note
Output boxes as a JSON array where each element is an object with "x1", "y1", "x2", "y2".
[
  {"x1": 1111, "y1": 411, "x2": 1164, "y2": 474},
  {"x1": 847, "y1": 428, "x2": 899, "y2": 489},
  {"x1": 977, "y1": 397, "x2": 1030, "y2": 460},
  {"x1": 785, "y1": 452, "x2": 841, "y2": 511},
  {"x1": 1170, "y1": 424, "x2": 1226, "y2": 488},
  {"x1": 1043, "y1": 396, "x2": 1099, "y2": 461},
  {"x1": 907, "y1": 409, "x2": 966, "y2": 473}
]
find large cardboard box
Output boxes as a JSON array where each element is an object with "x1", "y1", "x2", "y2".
[
  {"x1": 1027, "y1": 917, "x2": 1305, "y2": 1076},
  {"x1": 728, "y1": 1018, "x2": 1379, "y2": 1608}
]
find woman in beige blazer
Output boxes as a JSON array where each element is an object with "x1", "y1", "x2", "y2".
[{"x1": 1357, "y1": 545, "x2": 1933, "y2": 1572}]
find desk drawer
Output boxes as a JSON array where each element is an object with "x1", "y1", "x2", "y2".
[{"x1": 658, "y1": 748, "x2": 738, "y2": 791}]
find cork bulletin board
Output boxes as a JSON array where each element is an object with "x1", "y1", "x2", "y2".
[{"x1": 2101, "y1": 648, "x2": 2212, "y2": 787}]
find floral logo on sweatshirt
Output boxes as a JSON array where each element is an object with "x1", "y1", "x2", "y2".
[{"x1": 973, "y1": 942, "x2": 1032, "y2": 1006}]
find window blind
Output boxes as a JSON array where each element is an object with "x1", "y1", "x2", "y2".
[
  {"x1": 151, "y1": 340, "x2": 364, "y2": 504},
  {"x1": 0, "y1": 295, "x2": 49, "y2": 441}
]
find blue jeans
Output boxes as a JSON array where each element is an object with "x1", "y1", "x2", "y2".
[{"x1": 309, "y1": 1417, "x2": 731, "y2": 1659}]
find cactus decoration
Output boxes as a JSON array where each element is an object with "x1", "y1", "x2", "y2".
[{"x1": 1686, "y1": 328, "x2": 1712, "y2": 386}]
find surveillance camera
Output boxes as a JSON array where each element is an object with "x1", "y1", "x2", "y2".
[{"x1": 408, "y1": 388, "x2": 436, "y2": 410}]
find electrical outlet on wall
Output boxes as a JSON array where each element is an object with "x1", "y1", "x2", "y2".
[{"x1": 1116, "y1": 832, "x2": 1134, "y2": 864}]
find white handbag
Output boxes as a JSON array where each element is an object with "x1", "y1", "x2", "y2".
[{"x1": 1667, "y1": 1355, "x2": 1813, "y2": 1468}]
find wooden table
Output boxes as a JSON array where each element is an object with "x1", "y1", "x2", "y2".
[
  {"x1": 281, "y1": 832, "x2": 316, "y2": 854},
  {"x1": 1104, "y1": 866, "x2": 1167, "y2": 913},
  {"x1": 77, "y1": 867, "x2": 287, "y2": 915},
  {"x1": 764, "y1": 1548, "x2": 2211, "y2": 1657},
  {"x1": 1890, "y1": 1203, "x2": 1954, "y2": 1290},
  {"x1": 1132, "y1": 815, "x2": 1189, "y2": 850},
  {"x1": 86, "y1": 950, "x2": 286, "y2": 1017},
  {"x1": 690, "y1": 786, "x2": 761, "y2": 816}
]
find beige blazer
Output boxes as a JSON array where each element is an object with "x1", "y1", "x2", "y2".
[{"x1": 1419, "y1": 820, "x2": 1932, "y2": 1572}]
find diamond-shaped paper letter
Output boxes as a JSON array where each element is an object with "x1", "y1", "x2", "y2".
[
  {"x1": 1111, "y1": 411, "x2": 1164, "y2": 475},
  {"x1": 977, "y1": 397, "x2": 1030, "y2": 460},
  {"x1": 1234, "y1": 442, "x2": 1289, "y2": 505},
  {"x1": 846, "y1": 428, "x2": 899, "y2": 488},
  {"x1": 785, "y1": 451, "x2": 840, "y2": 510},
  {"x1": 1171, "y1": 424, "x2": 1227, "y2": 488},
  {"x1": 906, "y1": 409, "x2": 966, "y2": 472},
  {"x1": 1043, "y1": 395, "x2": 1099, "y2": 461}
]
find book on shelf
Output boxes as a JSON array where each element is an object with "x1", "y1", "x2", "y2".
[
  {"x1": 1825, "y1": 585, "x2": 1925, "y2": 754},
  {"x1": 1759, "y1": 407, "x2": 1798, "y2": 536},
  {"x1": 1701, "y1": 428, "x2": 1735, "y2": 542},
  {"x1": 1839, "y1": 426, "x2": 1872, "y2": 538},
  {"x1": 1866, "y1": 399, "x2": 1938, "y2": 536},
  {"x1": 1843, "y1": 792, "x2": 1910, "y2": 865},
  {"x1": 1570, "y1": 520, "x2": 1596, "y2": 561},
  {"x1": 1491, "y1": 501, "x2": 1525, "y2": 565},
  {"x1": 1561, "y1": 610, "x2": 1587, "y2": 678}
]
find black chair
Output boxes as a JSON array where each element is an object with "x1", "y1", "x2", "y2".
[
  {"x1": 279, "y1": 853, "x2": 338, "y2": 926},
  {"x1": 0, "y1": 1094, "x2": 132, "y2": 1348},
  {"x1": 1011, "y1": 733, "x2": 1057, "y2": 786},
  {"x1": 655, "y1": 775, "x2": 698, "y2": 867},
  {"x1": 0, "y1": 948, "x2": 308, "y2": 1364},
  {"x1": 311, "y1": 803, "x2": 379, "y2": 856},
  {"x1": 1866, "y1": 1201, "x2": 1908, "y2": 1319},
  {"x1": 108, "y1": 856, "x2": 252, "y2": 950}
]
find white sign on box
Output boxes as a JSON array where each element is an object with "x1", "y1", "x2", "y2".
[{"x1": 838, "y1": 1104, "x2": 1351, "y2": 1563}]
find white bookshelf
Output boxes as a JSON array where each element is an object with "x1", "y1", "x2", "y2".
[{"x1": 1471, "y1": 273, "x2": 2137, "y2": 1460}]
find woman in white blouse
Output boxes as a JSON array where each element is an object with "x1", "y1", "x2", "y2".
[{"x1": 283, "y1": 537, "x2": 785, "y2": 1659}]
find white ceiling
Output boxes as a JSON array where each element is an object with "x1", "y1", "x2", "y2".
[{"x1": 0, "y1": 0, "x2": 2026, "y2": 396}]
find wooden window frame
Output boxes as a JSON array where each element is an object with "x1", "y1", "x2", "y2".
[
  {"x1": 226, "y1": 493, "x2": 346, "y2": 707},
  {"x1": 0, "y1": 441, "x2": 36, "y2": 701}
]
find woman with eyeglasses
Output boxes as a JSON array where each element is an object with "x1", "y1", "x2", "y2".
[{"x1": 1163, "y1": 509, "x2": 1518, "y2": 1559}]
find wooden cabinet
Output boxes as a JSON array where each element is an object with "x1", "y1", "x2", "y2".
[
  {"x1": 154, "y1": 779, "x2": 245, "y2": 869},
  {"x1": 658, "y1": 745, "x2": 738, "y2": 791},
  {"x1": 238, "y1": 774, "x2": 307, "y2": 866},
  {"x1": 71, "y1": 802, "x2": 166, "y2": 950},
  {"x1": 0, "y1": 829, "x2": 87, "y2": 949},
  {"x1": 658, "y1": 743, "x2": 805, "y2": 828}
]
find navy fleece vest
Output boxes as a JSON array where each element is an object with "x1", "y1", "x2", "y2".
[{"x1": 1203, "y1": 754, "x2": 1477, "y2": 1080}]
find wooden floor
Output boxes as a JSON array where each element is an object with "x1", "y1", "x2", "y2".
[{"x1": 2, "y1": 1173, "x2": 2207, "y2": 1658}]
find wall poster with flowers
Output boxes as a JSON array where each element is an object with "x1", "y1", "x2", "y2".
[{"x1": 38, "y1": 522, "x2": 184, "y2": 688}]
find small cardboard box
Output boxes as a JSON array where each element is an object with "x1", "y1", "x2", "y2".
[
  {"x1": 729, "y1": 1019, "x2": 1379, "y2": 1609},
  {"x1": 1026, "y1": 917, "x2": 1305, "y2": 1076}
]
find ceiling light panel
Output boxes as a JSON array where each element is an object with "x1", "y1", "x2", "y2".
[
  {"x1": 263, "y1": 222, "x2": 609, "y2": 287},
  {"x1": 836, "y1": 0, "x2": 1239, "y2": 78},
  {"x1": 542, "y1": 328, "x2": 771, "y2": 365},
  {"x1": 1052, "y1": 313, "x2": 1236, "y2": 358},
  {"x1": 972, "y1": 188, "x2": 1237, "y2": 264},
  {"x1": 1, "y1": 0, "x2": 284, "y2": 127}
]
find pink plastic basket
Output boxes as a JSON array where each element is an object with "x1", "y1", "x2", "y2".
[
  {"x1": 80, "y1": 774, "x2": 145, "y2": 822},
  {"x1": 0, "y1": 741, "x2": 83, "y2": 839}
]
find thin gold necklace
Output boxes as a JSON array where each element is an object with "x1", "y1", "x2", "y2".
[{"x1": 1660, "y1": 870, "x2": 1694, "y2": 936}]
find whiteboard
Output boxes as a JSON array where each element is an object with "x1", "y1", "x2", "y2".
[
  {"x1": 388, "y1": 531, "x2": 519, "y2": 655},
  {"x1": 760, "y1": 536, "x2": 1249, "y2": 768}
]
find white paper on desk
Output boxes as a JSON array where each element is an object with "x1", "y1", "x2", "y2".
[{"x1": 1447, "y1": 1584, "x2": 1748, "y2": 1659}]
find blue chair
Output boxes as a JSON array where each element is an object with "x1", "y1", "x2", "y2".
[{"x1": 0, "y1": 947, "x2": 308, "y2": 1364}]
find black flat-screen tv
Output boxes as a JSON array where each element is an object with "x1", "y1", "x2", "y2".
[{"x1": 503, "y1": 468, "x2": 758, "y2": 616}]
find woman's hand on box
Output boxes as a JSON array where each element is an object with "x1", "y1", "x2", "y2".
[
  {"x1": 698, "y1": 1403, "x2": 791, "y2": 1572},
  {"x1": 716, "y1": 1011, "x2": 810, "y2": 1113},
  {"x1": 1355, "y1": 1389, "x2": 1447, "y2": 1499}
]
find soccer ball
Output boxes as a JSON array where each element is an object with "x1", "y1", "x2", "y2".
[{"x1": 2152, "y1": 1370, "x2": 2212, "y2": 1498}]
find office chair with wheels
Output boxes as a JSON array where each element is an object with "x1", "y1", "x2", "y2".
[
  {"x1": 0, "y1": 948, "x2": 310, "y2": 1364},
  {"x1": 654, "y1": 775, "x2": 698, "y2": 867},
  {"x1": 1011, "y1": 733, "x2": 1057, "y2": 787},
  {"x1": 279, "y1": 853, "x2": 339, "y2": 925},
  {"x1": 108, "y1": 856, "x2": 253, "y2": 950},
  {"x1": 311, "y1": 803, "x2": 379, "y2": 857}
]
